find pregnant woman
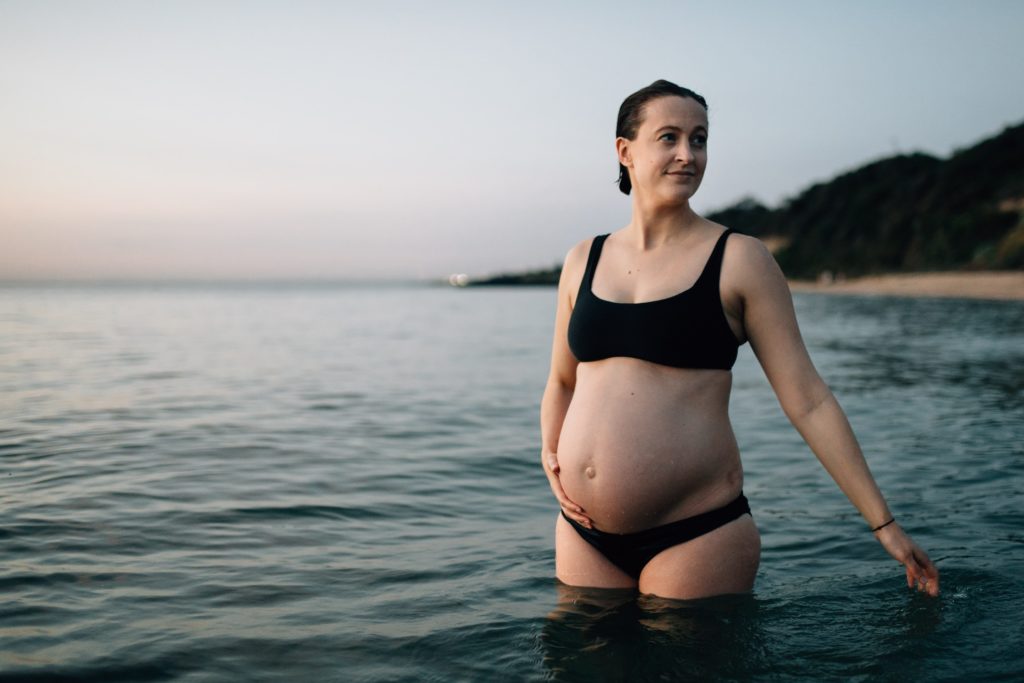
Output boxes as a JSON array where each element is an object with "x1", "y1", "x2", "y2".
[{"x1": 540, "y1": 79, "x2": 939, "y2": 600}]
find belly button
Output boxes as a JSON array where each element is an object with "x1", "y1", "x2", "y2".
[{"x1": 585, "y1": 466, "x2": 596, "y2": 479}]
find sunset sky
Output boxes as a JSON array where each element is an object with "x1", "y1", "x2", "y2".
[{"x1": 2, "y1": 0, "x2": 1023, "y2": 280}]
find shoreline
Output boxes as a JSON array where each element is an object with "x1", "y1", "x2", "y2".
[{"x1": 788, "y1": 271, "x2": 1024, "y2": 301}]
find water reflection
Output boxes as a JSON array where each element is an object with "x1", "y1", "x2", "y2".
[{"x1": 540, "y1": 583, "x2": 766, "y2": 681}]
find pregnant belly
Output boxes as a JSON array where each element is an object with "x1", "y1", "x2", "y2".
[
  {"x1": 558, "y1": 444, "x2": 741, "y2": 533},
  {"x1": 556, "y1": 367, "x2": 742, "y2": 533}
]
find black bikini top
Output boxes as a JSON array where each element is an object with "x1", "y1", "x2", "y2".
[{"x1": 567, "y1": 229, "x2": 742, "y2": 370}]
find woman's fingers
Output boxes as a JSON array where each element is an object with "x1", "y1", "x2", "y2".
[
  {"x1": 542, "y1": 452, "x2": 591, "y2": 526},
  {"x1": 905, "y1": 555, "x2": 924, "y2": 590},
  {"x1": 543, "y1": 454, "x2": 581, "y2": 512},
  {"x1": 543, "y1": 450, "x2": 561, "y2": 474},
  {"x1": 561, "y1": 507, "x2": 593, "y2": 527},
  {"x1": 878, "y1": 526, "x2": 940, "y2": 597},
  {"x1": 554, "y1": 490, "x2": 590, "y2": 525},
  {"x1": 549, "y1": 475, "x2": 587, "y2": 518},
  {"x1": 544, "y1": 477, "x2": 590, "y2": 527},
  {"x1": 915, "y1": 549, "x2": 940, "y2": 596},
  {"x1": 904, "y1": 548, "x2": 940, "y2": 596}
]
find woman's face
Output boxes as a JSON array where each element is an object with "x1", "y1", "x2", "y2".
[{"x1": 618, "y1": 95, "x2": 708, "y2": 204}]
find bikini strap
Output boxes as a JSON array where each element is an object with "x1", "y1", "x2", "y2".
[
  {"x1": 696, "y1": 228, "x2": 733, "y2": 291},
  {"x1": 578, "y1": 234, "x2": 610, "y2": 296}
]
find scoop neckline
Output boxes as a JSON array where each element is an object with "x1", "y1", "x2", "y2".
[{"x1": 586, "y1": 232, "x2": 721, "y2": 306}]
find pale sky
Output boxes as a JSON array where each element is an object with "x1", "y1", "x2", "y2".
[{"x1": 2, "y1": 0, "x2": 1023, "y2": 280}]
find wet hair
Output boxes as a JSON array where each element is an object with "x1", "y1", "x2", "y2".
[{"x1": 616, "y1": 80, "x2": 708, "y2": 195}]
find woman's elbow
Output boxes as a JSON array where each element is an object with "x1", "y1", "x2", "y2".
[
  {"x1": 780, "y1": 380, "x2": 834, "y2": 423},
  {"x1": 545, "y1": 363, "x2": 577, "y2": 394},
  {"x1": 547, "y1": 373, "x2": 575, "y2": 394}
]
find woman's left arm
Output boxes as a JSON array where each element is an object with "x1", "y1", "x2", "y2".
[{"x1": 725, "y1": 234, "x2": 939, "y2": 596}]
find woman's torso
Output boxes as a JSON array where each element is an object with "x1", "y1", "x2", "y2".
[{"x1": 557, "y1": 225, "x2": 746, "y2": 533}]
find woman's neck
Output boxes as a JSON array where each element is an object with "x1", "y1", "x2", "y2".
[{"x1": 624, "y1": 197, "x2": 700, "y2": 250}]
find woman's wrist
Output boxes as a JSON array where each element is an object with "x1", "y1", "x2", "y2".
[{"x1": 871, "y1": 517, "x2": 896, "y2": 533}]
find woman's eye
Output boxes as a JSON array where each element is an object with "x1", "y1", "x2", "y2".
[
  {"x1": 659, "y1": 133, "x2": 676, "y2": 142},
  {"x1": 692, "y1": 135, "x2": 707, "y2": 147}
]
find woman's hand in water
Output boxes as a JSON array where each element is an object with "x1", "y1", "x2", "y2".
[
  {"x1": 542, "y1": 450, "x2": 592, "y2": 528},
  {"x1": 875, "y1": 523, "x2": 940, "y2": 596}
]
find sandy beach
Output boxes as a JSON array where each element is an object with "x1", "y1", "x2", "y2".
[{"x1": 788, "y1": 271, "x2": 1024, "y2": 301}]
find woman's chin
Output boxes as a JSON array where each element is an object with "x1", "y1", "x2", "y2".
[{"x1": 655, "y1": 189, "x2": 698, "y2": 206}]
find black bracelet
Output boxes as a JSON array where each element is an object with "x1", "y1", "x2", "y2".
[{"x1": 871, "y1": 517, "x2": 896, "y2": 532}]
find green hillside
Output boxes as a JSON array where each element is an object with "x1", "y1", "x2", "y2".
[{"x1": 708, "y1": 121, "x2": 1024, "y2": 277}]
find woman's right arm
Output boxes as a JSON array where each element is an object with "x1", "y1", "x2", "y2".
[{"x1": 540, "y1": 241, "x2": 592, "y2": 527}]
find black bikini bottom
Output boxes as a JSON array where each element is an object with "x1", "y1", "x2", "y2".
[{"x1": 561, "y1": 492, "x2": 751, "y2": 580}]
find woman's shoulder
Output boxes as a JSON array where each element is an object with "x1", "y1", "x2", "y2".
[
  {"x1": 714, "y1": 223, "x2": 789, "y2": 298},
  {"x1": 565, "y1": 235, "x2": 593, "y2": 260},
  {"x1": 562, "y1": 234, "x2": 604, "y2": 271},
  {"x1": 709, "y1": 221, "x2": 775, "y2": 266},
  {"x1": 558, "y1": 234, "x2": 605, "y2": 298}
]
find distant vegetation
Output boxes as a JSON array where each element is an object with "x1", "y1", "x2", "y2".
[
  {"x1": 469, "y1": 120, "x2": 1024, "y2": 285},
  {"x1": 467, "y1": 267, "x2": 562, "y2": 286},
  {"x1": 712, "y1": 121, "x2": 1024, "y2": 278}
]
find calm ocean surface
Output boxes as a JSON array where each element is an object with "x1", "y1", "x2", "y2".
[{"x1": 1, "y1": 283, "x2": 1022, "y2": 682}]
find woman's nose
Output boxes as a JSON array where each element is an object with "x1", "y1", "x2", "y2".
[{"x1": 675, "y1": 143, "x2": 695, "y2": 163}]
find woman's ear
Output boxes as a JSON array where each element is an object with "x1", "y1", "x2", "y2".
[{"x1": 615, "y1": 137, "x2": 632, "y2": 168}]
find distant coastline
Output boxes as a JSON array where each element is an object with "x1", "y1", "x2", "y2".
[
  {"x1": 463, "y1": 268, "x2": 1024, "y2": 301},
  {"x1": 464, "y1": 267, "x2": 560, "y2": 287},
  {"x1": 788, "y1": 270, "x2": 1024, "y2": 300}
]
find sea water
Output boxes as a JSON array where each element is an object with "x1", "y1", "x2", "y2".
[{"x1": 1, "y1": 283, "x2": 1022, "y2": 681}]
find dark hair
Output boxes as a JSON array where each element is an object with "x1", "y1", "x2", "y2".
[{"x1": 616, "y1": 80, "x2": 709, "y2": 195}]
